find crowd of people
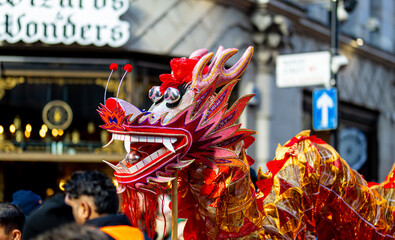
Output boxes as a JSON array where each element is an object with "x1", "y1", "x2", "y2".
[{"x1": 0, "y1": 171, "x2": 155, "y2": 240}]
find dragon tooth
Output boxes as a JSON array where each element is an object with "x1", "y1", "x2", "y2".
[
  {"x1": 129, "y1": 165, "x2": 138, "y2": 174},
  {"x1": 154, "y1": 137, "x2": 162, "y2": 143},
  {"x1": 163, "y1": 138, "x2": 175, "y2": 153},
  {"x1": 139, "y1": 136, "x2": 147, "y2": 142},
  {"x1": 147, "y1": 136, "x2": 155, "y2": 142},
  {"x1": 135, "y1": 161, "x2": 145, "y2": 169},
  {"x1": 115, "y1": 134, "x2": 125, "y2": 140},
  {"x1": 103, "y1": 160, "x2": 122, "y2": 172},
  {"x1": 130, "y1": 135, "x2": 138, "y2": 142},
  {"x1": 158, "y1": 148, "x2": 167, "y2": 155},
  {"x1": 119, "y1": 162, "x2": 130, "y2": 173},
  {"x1": 102, "y1": 134, "x2": 114, "y2": 148},
  {"x1": 142, "y1": 157, "x2": 150, "y2": 166},
  {"x1": 124, "y1": 135, "x2": 131, "y2": 153}
]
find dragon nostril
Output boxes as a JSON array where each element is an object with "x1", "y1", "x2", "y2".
[{"x1": 108, "y1": 117, "x2": 118, "y2": 124}]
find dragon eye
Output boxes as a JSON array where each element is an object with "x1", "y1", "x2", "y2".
[
  {"x1": 148, "y1": 86, "x2": 163, "y2": 103},
  {"x1": 164, "y1": 87, "x2": 180, "y2": 104}
]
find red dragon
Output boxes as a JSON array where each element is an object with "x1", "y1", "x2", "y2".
[{"x1": 98, "y1": 46, "x2": 395, "y2": 239}]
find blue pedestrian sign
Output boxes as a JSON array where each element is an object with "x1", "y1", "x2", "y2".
[{"x1": 313, "y1": 88, "x2": 338, "y2": 131}]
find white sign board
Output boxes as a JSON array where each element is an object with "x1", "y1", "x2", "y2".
[
  {"x1": 276, "y1": 51, "x2": 330, "y2": 88},
  {"x1": 0, "y1": 0, "x2": 130, "y2": 47}
]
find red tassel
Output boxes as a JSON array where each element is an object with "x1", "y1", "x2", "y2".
[{"x1": 121, "y1": 189, "x2": 158, "y2": 239}]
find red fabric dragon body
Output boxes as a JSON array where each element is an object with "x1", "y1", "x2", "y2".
[{"x1": 98, "y1": 46, "x2": 395, "y2": 239}]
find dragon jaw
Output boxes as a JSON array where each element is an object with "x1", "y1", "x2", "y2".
[{"x1": 98, "y1": 97, "x2": 196, "y2": 192}]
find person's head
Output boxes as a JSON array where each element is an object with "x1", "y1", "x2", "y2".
[
  {"x1": 32, "y1": 223, "x2": 107, "y2": 240},
  {"x1": 63, "y1": 171, "x2": 118, "y2": 224},
  {"x1": 0, "y1": 203, "x2": 25, "y2": 240},
  {"x1": 11, "y1": 190, "x2": 42, "y2": 217}
]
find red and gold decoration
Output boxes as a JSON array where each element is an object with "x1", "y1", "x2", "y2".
[
  {"x1": 256, "y1": 131, "x2": 395, "y2": 239},
  {"x1": 97, "y1": 47, "x2": 395, "y2": 239}
]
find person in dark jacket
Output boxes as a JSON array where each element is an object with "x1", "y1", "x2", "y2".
[
  {"x1": 22, "y1": 193, "x2": 75, "y2": 240},
  {"x1": 63, "y1": 170, "x2": 145, "y2": 240}
]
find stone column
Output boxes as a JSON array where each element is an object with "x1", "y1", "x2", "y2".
[{"x1": 240, "y1": 2, "x2": 292, "y2": 170}]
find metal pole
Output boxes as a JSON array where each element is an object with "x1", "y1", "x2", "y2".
[
  {"x1": 171, "y1": 171, "x2": 178, "y2": 240},
  {"x1": 330, "y1": 0, "x2": 339, "y2": 150},
  {"x1": 330, "y1": 0, "x2": 339, "y2": 59}
]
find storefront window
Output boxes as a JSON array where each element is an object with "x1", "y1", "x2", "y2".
[
  {"x1": 0, "y1": 55, "x2": 172, "y2": 201},
  {"x1": 0, "y1": 56, "x2": 171, "y2": 156}
]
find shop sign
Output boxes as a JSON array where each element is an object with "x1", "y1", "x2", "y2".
[{"x1": 0, "y1": 0, "x2": 130, "y2": 47}]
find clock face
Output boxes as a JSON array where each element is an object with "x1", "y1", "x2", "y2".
[
  {"x1": 338, "y1": 127, "x2": 367, "y2": 170},
  {"x1": 42, "y1": 100, "x2": 73, "y2": 130}
]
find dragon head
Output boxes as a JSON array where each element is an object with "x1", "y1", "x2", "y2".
[{"x1": 98, "y1": 46, "x2": 254, "y2": 193}]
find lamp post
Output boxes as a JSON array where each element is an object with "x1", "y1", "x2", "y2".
[{"x1": 330, "y1": 0, "x2": 339, "y2": 150}]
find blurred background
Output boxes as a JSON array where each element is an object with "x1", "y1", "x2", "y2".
[{"x1": 0, "y1": 0, "x2": 393, "y2": 201}]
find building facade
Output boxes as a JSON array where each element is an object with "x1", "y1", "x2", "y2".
[{"x1": 246, "y1": 0, "x2": 394, "y2": 183}]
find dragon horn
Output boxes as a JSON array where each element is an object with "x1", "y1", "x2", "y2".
[
  {"x1": 191, "y1": 52, "x2": 214, "y2": 89},
  {"x1": 189, "y1": 48, "x2": 209, "y2": 58},
  {"x1": 191, "y1": 46, "x2": 254, "y2": 90},
  {"x1": 208, "y1": 45, "x2": 225, "y2": 70}
]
